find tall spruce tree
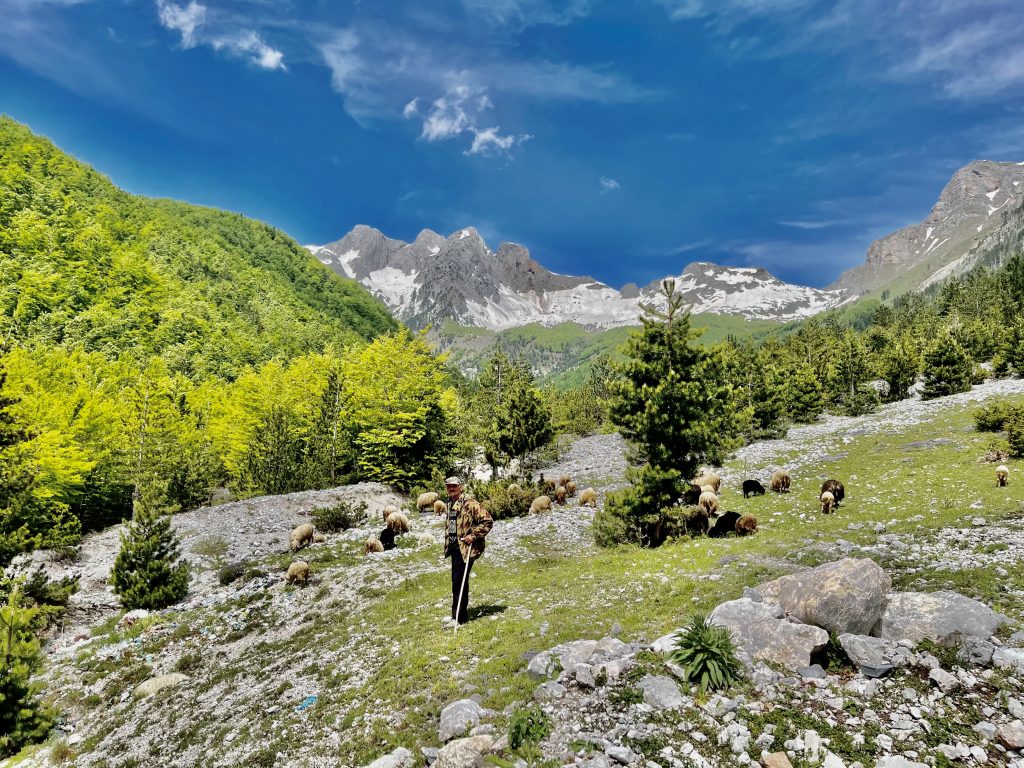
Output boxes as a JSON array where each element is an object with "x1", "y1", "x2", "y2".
[
  {"x1": 880, "y1": 332, "x2": 920, "y2": 402},
  {"x1": 787, "y1": 361, "x2": 825, "y2": 423},
  {"x1": 0, "y1": 588, "x2": 53, "y2": 757},
  {"x1": 110, "y1": 491, "x2": 189, "y2": 610},
  {"x1": 595, "y1": 279, "x2": 737, "y2": 547},
  {"x1": 920, "y1": 332, "x2": 973, "y2": 401},
  {"x1": 495, "y1": 380, "x2": 554, "y2": 477}
]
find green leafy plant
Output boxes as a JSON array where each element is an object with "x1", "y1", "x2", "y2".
[
  {"x1": 509, "y1": 706, "x2": 552, "y2": 751},
  {"x1": 668, "y1": 613, "x2": 744, "y2": 694},
  {"x1": 310, "y1": 500, "x2": 368, "y2": 532}
]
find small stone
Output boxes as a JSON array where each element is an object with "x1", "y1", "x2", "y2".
[
  {"x1": 972, "y1": 517, "x2": 987, "y2": 527},
  {"x1": 822, "y1": 753, "x2": 846, "y2": 768},
  {"x1": 434, "y1": 736, "x2": 495, "y2": 768},
  {"x1": 901, "y1": 688, "x2": 917, "y2": 702},
  {"x1": 638, "y1": 675, "x2": 684, "y2": 710},
  {"x1": 799, "y1": 664, "x2": 826, "y2": 679},
  {"x1": 974, "y1": 722, "x2": 997, "y2": 740},
  {"x1": 875, "y1": 758, "x2": 927, "y2": 768},
  {"x1": 576, "y1": 664, "x2": 596, "y2": 688},
  {"x1": 761, "y1": 752, "x2": 793, "y2": 768},
  {"x1": 1008, "y1": 697, "x2": 1024, "y2": 720},
  {"x1": 364, "y1": 747, "x2": 415, "y2": 768},
  {"x1": 533, "y1": 681, "x2": 566, "y2": 701},
  {"x1": 997, "y1": 720, "x2": 1024, "y2": 750},
  {"x1": 605, "y1": 745, "x2": 637, "y2": 765},
  {"x1": 438, "y1": 699, "x2": 484, "y2": 742},
  {"x1": 928, "y1": 667, "x2": 960, "y2": 693}
]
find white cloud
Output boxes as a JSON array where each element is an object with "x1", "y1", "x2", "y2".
[
  {"x1": 411, "y1": 84, "x2": 530, "y2": 156},
  {"x1": 600, "y1": 176, "x2": 621, "y2": 193},
  {"x1": 213, "y1": 31, "x2": 285, "y2": 70},
  {"x1": 460, "y1": 0, "x2": 592, "y2": 30},
  {"x1": 156, "y1": 0, "x2": 206, "y2": 49},
  {"x1": 778, "y1": 220, "x2": 834, "y2": 229},
  {"x1": 466, "y1": 126, "x2": 532, "y2": 156},
  {"x1": 402, "y1": 98, "x2": 420, "y2": 118}
]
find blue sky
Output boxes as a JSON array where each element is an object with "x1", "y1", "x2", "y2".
[{"x1": 3, "y1": 0, "x2": 1024, "y2": 288}]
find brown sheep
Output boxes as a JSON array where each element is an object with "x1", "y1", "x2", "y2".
[
  {"x1": 529, "y1": 495, "x2": 552, "y2": 514},
  {"x1": 364, "y1": 537, "x2": 384, "y2": 555},
  {"x1": 433, "y1": 499, "x2": 448, "y2": 516},
  {"x1": 555, "y1": 485, "x2": 567, "y2": 504},
  {"x1": 385, "y1": 511, "x2": 410, "y2": 534},
  {"x1": 735, "y1": 513, "x2": 758, "y2": 536},
  {"x1": 997, "y1": 464, "x2": 1010, "y2": 487},
  {"x1": 312, "y1": 532, "x2": 326, "y2": 544},
  {"x1": 565, "y1": 480, "x2": 578, "y2": 497},
  {"x1": 769, "y1": 470, "x2": 791, "y2": 494},
  {"x1": 382, "y1": 503, "x2": 400, "y2": 522},
  {"x1": 558, "y1": 474, "x2": 572, "y2": 489},
  {"x1": 693, "y1": 473, "x2": 721, "y2": 493},
  {"x1": 289, "y1": 523, "x2": 315, "y2": 552},
  {"x1": 698, "y1": 491, "x2": 719, "y2": 516},
  {"x1": 416, "y1": 492, "x2": 440, "y2": 512},
  {"x1": 285, "y1": 561, "x2": 310, "y2": 586},
  {"x1": 700, "y1": 484, "x2": 715, "y2": 495},
  {"x1": 579, "y1": 487, "x2": 598, "y2": 507},
  {"x1": 820, "y1": 491, "x2": 835, "y2": 515},
  {"x1": 685, "y1": 509, "x2": 710, "y2": 536}
]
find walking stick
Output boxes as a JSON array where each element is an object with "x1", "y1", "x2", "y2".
[{"x1": 453, "y1": 542, "x2": 471, "y2": 636}]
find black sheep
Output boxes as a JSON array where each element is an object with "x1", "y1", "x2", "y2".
[
  {"x1": 379, "y1": 527, "x2": 397, "y2": 551},
  {"x1": 682, "y1": 487, "x2": 702, "y2": 506},
  {"x1": 708, "y1": 511, "x2": 741, "y2": 538},
  {"x1": 742, "y1": 479, "x2": 765, "y2": 498},
  {"x1": 821, "y1": 479, "x2": 845, "y2": 507}
]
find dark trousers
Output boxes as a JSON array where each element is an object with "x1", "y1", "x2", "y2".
[{"x1": 450, "y1": 545, "x2": 474, "y2": 624}]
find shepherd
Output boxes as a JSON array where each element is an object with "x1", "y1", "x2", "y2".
[{"x1": 442, "y1": 476, "x2": 493, "y2": 629}]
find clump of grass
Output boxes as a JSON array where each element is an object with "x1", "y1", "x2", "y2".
[{"x1": 669, "y1": 613, "x2": 744, "y2": 694}]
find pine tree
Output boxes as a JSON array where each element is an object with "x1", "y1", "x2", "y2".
[
  {"x1": 828, "y1": 330, "x2": 879, "y2": 415},
  {"x1": 596, "y1": 279, "x2": 738, "y2": 547},
  {"x1": 495, "y1": 381, "x2": 554, "y2": 477},
  {"x1": 0, "y1": 588, "x2": 53, "y2": 757},
  {"x1": 110, "y1": 494, "x2": 189, "y2": 610},
  {"x1": 880, "y1": 333, "x2": 920, "y2": 402},
  {"x1": 302, "y1": 369, "x2": 355, "y2": 488},
  {"x1": 239, "y1": 405, "x2": 303, "y2": 496},
  {"x1": 474, "y1": 350, "x2": 532, "y2": 472},
  {"x1": 1003, "y1": 319, "x2": 1024, "y2": 376},
  {"x1": 920, "y1": 332, "x2": 973, "y2": 401},
  {"x1": 787, "y1": 361, "x2": 824, "y2": 423}
]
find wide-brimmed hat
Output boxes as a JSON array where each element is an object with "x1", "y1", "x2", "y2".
[{"x1": 444, "y1": 476, "x2": 464, "y2": 486}]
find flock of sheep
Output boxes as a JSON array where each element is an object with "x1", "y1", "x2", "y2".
[{"x1": 276, "y1": 462, "x2": 1012, "y2": 586}]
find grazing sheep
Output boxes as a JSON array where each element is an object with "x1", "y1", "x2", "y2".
[
  {"x1": 566, "y1": 480, "x2": 578, "y2": 497},
  {"x1": 558, "y1": 474, "x2": 572, "y2": 489},
  {"x1": 312, "y1": 532, "x2": 326, "y2": 544},
  {"x1": 682, "y1": 487, "x2": 702, "y2": 506},
  {"x1": 769, "y1": 470, "x2": 791, "y2": 494},
  {"x1": 529, "y1": 495, "x2": 552, "y2": 514},
  {"x1": 416, "y1": 492, "x2": 440, "y2": 512},
  {"x1": 820, "y1": 479, "x2": 845, "y2": 506},
  {"x1": 364, "y1": 537, "x2": 384, "y2": 555},
  {"x1": 555, "y1": 485, "x2": 567, "y2": 504},
  {"x1": 385, "y1": 511, "x2": 410, "y2": 534},
  {"x1": 685, "y1": 509, "x2": 710, "y2": 536},
  {"x1": 693, "y1": 473, "x2": 721, "y2": 493},
  {"x1": 416, "y1": 532, "x2": 436, "y2": 547},
  {"x1": 742, "y1": 479, "x2": 766, "y2": 498},
  {"x1": 579, "y1": 487, "x2": 598, "y2": 507},
  {"x1": 700, "y1": 484, "x2": 715, "y2": 495},
  {"x1": 698, "y1": 491, "x2": 719, "y2": 516},
  {"x1": 820, "y1": 491, "x2": 835, "y2": 515},
  {"x1": 433, "y1": 499, "x2": 448, "y2": 516},
  {"x1": 735, "y1": 513, "x2": 758, "y2": 536},
  {"x1": 285, "y1": 561, "x2": 310, "y2": 586},
  {"x1": 382, "y1": 504, "x2": 400, "y2": 521},
  {"x1": 289, "y1": 523, "x2": 315, "y2": 552},
  {"x1": 708, "y1": 511, "x2": 741, "y2": 539},
  {"x1": 537, "y1": 474, "x2": 556, "y2": 495},
  {"x1": 997, "y1": 465, "x2": 1010, "y2": 487}
]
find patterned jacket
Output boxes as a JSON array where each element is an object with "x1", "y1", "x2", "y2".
[{"x1": 444, "y1": 493, "x2": 494, "y2": 561}]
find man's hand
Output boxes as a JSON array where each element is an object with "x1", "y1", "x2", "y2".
[{"x1": 460, "y1": 535, "x2": 474, "y2": 545}]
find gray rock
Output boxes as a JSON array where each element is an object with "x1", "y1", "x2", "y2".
[
  {"x1": 637, "y1": 675, "x2": 684, "y2": 710},
  {"x1": 363, "y1": 747, "x2": 415, "y2": 768},
  {"x1": 438, "y1": 699, "x2": 483, "y2": 742},
  {"x1": 997, "y1": 720, "x2": 1024, "y2": 750},
  {"x1": 822, "y1": 753, "x2": 846, "y2": 768},
  {"x1": 605, "y1": 745, "x2": 637, "y2": 765},
  {"x1": 874, "y1": 591, "x2": 1005, "y2": 645},
  {"x1": 134, "y1": 673, "x2": 188, "y2": 698},
  {"x1": 875, "y1": 758, "x2": 927, "y2": 768},
  {"x1": 576, "y1": 663, "x2": 596, "y2": 687},
  {"x1": 928, "y1": 667, "x2": 960, "y2": 693},
  {"x1": 533, "y1": 681, "x2": 567, "y2": 701},
  {"x1": 434, "y1": 736, "x2": 496, "y2": 768},
  {"x1": 798, "y1": 664, "x2": 826, "y2": 679},
  {"x1": 650, "y1": 631, "x2": 679, "y2": 655},
  {"x1": 958, "y1": 635, "x2": 996, "y2": 666},
  {"x1": 838, "y1": 634, "x2": 903, "y2": 678},
  {"x1": 973, "y1": 721, "x2": 997, "y2": 740},
  {"x1": 1009, "y1": 696, "x2": 1024, "y2": 720},
  {"x1": 754, "y1": 558, "x2": 891, "y2": 636},
  {"x1": 993, "y1": 647, "x2": 1024, "y2": 672},
  {"x1": 710, "y1": 598, "x2": 828, "y2": 671}
]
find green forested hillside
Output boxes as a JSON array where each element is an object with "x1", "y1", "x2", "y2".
[{"x1": 0, "y1": 118, "x2": 458, "y2": 566}]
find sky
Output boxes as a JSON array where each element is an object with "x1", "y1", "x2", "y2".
[{"x1": 2, "y1": 1, "x2": 1024, "y2": 289}]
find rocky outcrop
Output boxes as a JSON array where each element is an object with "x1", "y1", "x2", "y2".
[
  {"x1": 753, "y1": 558, "x2": 891, "y2": 636},
  {"x1": 874, "y1": 590, "x2": 1005, "y2": 645},
  {"x1": 708, "y1": 598, "x2": 829, "y2": 670}
]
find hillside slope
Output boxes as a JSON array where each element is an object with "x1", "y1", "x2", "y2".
[{"x1": 0, "y1": 117, "x2": 396, "y2": 378}]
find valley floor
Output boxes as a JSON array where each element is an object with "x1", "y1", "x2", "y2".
[{"x1": 6, "y1": 378, "x2": 1024, "y2": 768}]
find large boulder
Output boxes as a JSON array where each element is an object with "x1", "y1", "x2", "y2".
[
  {"x1": 637, "y1": 675, "x2": 685, "y2": 709},
  {"x1": 434, "y1": 736, "x2": 495, "y2": 768},
  {"x1": 753, "y1": 558, "x2": 891, "y2": 636},
  {"x1": 838, "y1": 634, "x2": 911, "y2": 678},
  {"x1": 362, "y1": 748, "x2": 415, "y2": 768},
  {"x1": 873, "y1": 591, "x2": 1005, "y2": 645},
  {"x1": 439, "y1": 699, "x2": 484, "y2": 743},
  {"x1": 709, "y1": 598, "x2": 828, "y2": 671}
]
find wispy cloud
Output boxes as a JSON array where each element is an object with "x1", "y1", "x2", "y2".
[
  {"x1": 599, "y1": 176, "x2": 621, "y2": 193},
  {"x1": 460, "y1": 0, "x2": 592, "y2": 30},
  {"x1": 155, "y1": 0, "x2": 285, "y2": 70},
  {"x1": 412, "y1": 84, "x2": 531, "y2": 156},
  {"x1": 778, "y1": 219, "x2": 835, "y2": 229}
]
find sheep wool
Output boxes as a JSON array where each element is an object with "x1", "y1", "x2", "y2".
[
  {"x1": 555, "y1": 485, "x2": 567, "y2": 504},
  {"x1": 289, "y1": 523, "x2": 315, "y2": 552},
  {"x1": 579, "y1": 487, "x2": 598, "y2": 507},
  {"x1": 735, "y1": 514, "x2": 758, "y2": 535},
  {"x1": 698, "y1": 491, "x2": 719, "y2": 516},
  {"x1": 385, "y1": 511, "x2": 410, "y2": 534},
  {"x1": 416, "y1": 492, "x2": 440, "y2": 512},
  {"x1": 364, "y1": 537, "x2": 384, "y2": 555},
  {"x1": 770, "y1": 470, "x2": 791, "y2": 493},
  {"x1": 997, "y1": 464, "x2": 1010, "y2": 487},
  {"x1": 693, "y1": 473, "x2": 721, "y2": 493},
  {"x1": 416, "y1": 532, "x2": 436, "y2": 547},
  {"x1": 565, "y1": 480, "x2": 578, "y2": 496},
  {"x1": 820, "y1": 491, "x2": 835, "y2": 515},
  {"x1": 382, "y1": 504, "x2": 400, "y2": 522},
  {"x1": 529, "y1": 495, "x2": 552, "y2": 514},
  {"x1": 433, "y1": 499, "x2": 447, "y2": 516},
  {"x1": 558, "y1": 474, "x2": 572, "y2": 489},
  {"x1": 285, "y1": 561, "x2": 310, "y2": 585},
  {"x1": 312, "y1": 532, "x2": 326, "y2": 544}
]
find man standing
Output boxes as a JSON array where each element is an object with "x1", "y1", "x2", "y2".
[{"x1": 443, "y1": 476, "x2": 493, "y2": 627}]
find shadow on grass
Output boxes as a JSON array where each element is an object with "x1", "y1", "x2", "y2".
[{"x1": 468, "y1": 604, "x2": 508, "y2": 621}]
